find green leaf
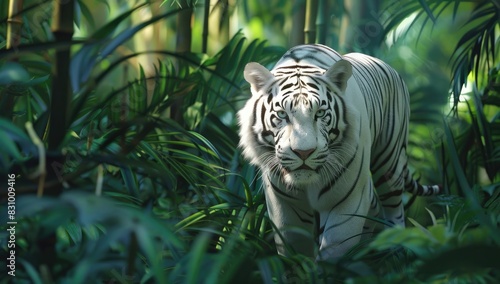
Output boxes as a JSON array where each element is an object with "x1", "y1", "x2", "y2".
[
  {"x1": 0, "y1": 62, "x2": 30, "y2": 84},
  {"x1": 65, "y1": 222, "x2": 83, "y2": 244},
  {"x1": 186, "y1": 232, "x2": 212, "y2": 284},
  {"x1": 416, "y1": 0, "x2": 436, "y2": 23},
  {"x1": 0, "y1": 128, "x2": 23, "y2": 160},
  {"x1": 18, "y1": 259, "x2": 43, "y2": 284}
]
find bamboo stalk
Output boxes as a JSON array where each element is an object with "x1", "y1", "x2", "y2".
[
  {"x1": 209, "y1": 0, "x2": 229, "y2": 49},
  {"x1": 125, "y1": 232, "x2": 138, "y2": 280},
  {"x1": 339, "y1": 0, "x2": 365, "y2": 52},
  {"x1": 48, "y1": 0, "x2": 74, "y2": 150},
  {"x1": 304, "y1": 0, "x2": 318, "y2": 44},
  {"x1": 218, "y1": 0, "x2": 230, "y2": 45},
  {"x1": 171, "y1": 0, "x2": 193, "y2": 125},
  {"x1": 339, "y1": 0, "x2": 381, "y2": 53},
  {"x1": 289, "y1": 0, "x2": 305, "y2": 46},
  {"x1": 36, "y1": 3, "x2": 74, "y2": 276},
  {"x1": 6, "y1": 0, "x2": 23, "y2": 50},
  {"x1": 202, "y1": 0, "x2": 210, "y2": 53},
  {"x1": 1, "y1": 0, "x2": 24, "y2": 119},
  {"x1": 176, "y1": 0, "x2": 193, "y2": 53},
  {"x1": 45, "y1": 0, "x2": 75, "y2": 196},
  {"x1": 316, "y1": 0, "x2": 327, "y2": 44}
]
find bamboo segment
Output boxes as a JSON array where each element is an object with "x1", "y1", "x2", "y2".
[
  {"x1": 1, "y1": 0, "x2": 24, "y2": 119},
  {"x1": 176, "y1": 0, "x2": 193, "y2": 53},
  {"x1": 339, "y1": 0, "x2": 360, "y2": 52},
  {"x1": 48, "y1": 0, "x2": 74, "y2": 150},
  {"x1": 171, "y1": 0, "x2": 193, "y2": 125},
  {"x1": 304, "y1": 0, "x2": 318, "y2": 44},
  {"x1": 209, "y1": 0, "x2": 230, "y2": 50},
  {"x1": 6, "y1": 0, "x2": 23, "y2": 50},
  {"x1": 202, "y1": 0, "x2": 210, "y2": 53},
  {"x1": 289, "y1": 0, "x2": 305, "y2": 46},
  {"x1": 316, "y1": 0, "x2": 327, "y2": 44}
]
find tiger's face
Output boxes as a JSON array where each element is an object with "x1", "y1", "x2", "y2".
[{"x1": 239, "y1": 60, "x2": 353, "y2": 188}]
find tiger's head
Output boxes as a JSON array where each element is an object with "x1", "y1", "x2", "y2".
[{"x1": 238, "y1": 59, "x2": 355, "y2": 188}]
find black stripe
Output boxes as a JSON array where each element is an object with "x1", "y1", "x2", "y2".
[
  {"x1": 291, "y1": 207, "x2": 314, "y2": 224},
  {"x1": 329, "y1": 150, "x2": 366, "y2": 211},
  {"x1": 322, "y1": 159, "x2": 369, "y2": 232},
  {"x1": 378, "y1": 189, "x2": 403, "y2": 201},
  {"x1": 317, "y1": 141, "x2": 359, "y2": 199},
  {"x1": 270, "y1": 181, "x2": 297, "y2": 200},
  {"x1": 382, "y1": 199, "x2": 402, "y2": 209}
]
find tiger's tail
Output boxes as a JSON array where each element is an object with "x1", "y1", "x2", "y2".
[{"x1": 403, "y1": 166, "x2": 442, "y2": 196}]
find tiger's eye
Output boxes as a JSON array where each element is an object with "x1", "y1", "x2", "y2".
[
  {"x1": 316, "y1": 109, "x2": 326, "y2": 118},
  {"x1": 277, "y1": 110, "x2": 288, "y2": 119}
]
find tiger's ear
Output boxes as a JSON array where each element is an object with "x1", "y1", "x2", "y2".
[
  {"x1": 244, "y1": 62, "x2": 274, "y2": 95},
  {"x1": 324, "y1": 59, "x2": 352, "y2": 92}
]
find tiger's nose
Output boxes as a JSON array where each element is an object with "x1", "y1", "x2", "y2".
[{"x1": 291, "y1": 148, "x2": 315, "y2": 160}]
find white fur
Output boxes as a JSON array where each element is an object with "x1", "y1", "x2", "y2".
[{"x1": 237, "y1": 45, "x2": 430, "y2": 260}]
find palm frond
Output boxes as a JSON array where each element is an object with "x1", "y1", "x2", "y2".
[{"x1": 384, "y1": 0, "x2": 500, "y2": 108}]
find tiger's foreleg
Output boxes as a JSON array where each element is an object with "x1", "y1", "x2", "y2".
[
  {"x1": 316, "y1": 179, "x2": 375, "y2": 260},
  {"x1": 263, "y1": 177, "x2": 317, "y2": 258}
]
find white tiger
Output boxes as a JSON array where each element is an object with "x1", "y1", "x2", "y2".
[{"x1": 238, "y1": 44, "x2": 440, "y2": 260}]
